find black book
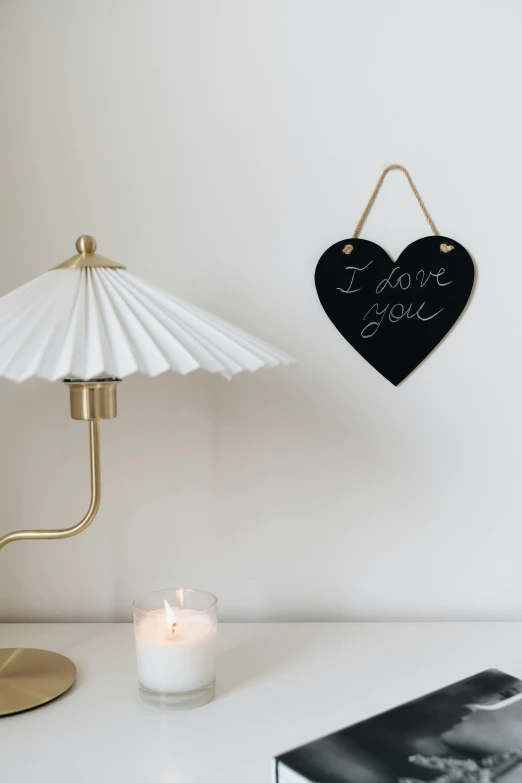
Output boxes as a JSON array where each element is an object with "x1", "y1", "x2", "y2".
[{"x1": 274, "y1": 669, "x2": 522, "y2": 783}]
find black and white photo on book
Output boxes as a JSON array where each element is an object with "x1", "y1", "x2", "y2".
[{"x1": 274, "y1": 669, "x2": 522, "y2": 783}]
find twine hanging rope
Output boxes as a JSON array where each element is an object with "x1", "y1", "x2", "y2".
[{"x1": 344, "y1": 165, "x2": 452, "y2": 255}]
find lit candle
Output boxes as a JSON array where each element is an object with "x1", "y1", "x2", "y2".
[{"x1": 133, "y1": 588, "x2": 218, "y2": 708}]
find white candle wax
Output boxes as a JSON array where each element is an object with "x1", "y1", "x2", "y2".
[{"x1": 135, "y1": 608, "x2": 217, "y2": 693}]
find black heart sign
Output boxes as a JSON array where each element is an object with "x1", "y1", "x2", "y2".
[{"x1": 315, "y1": 236, "x2": 474, "y2": 385}]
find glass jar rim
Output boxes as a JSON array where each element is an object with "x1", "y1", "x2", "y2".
[{"x1": 133, "y1": 587, "x2": 217, "y2": 613}]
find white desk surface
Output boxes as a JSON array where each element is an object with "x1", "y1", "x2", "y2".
[{"x1": 1, "y1": 622, "x2": 522, "y2": 782}]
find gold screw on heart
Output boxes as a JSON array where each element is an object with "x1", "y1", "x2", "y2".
[
  {"x1": 440, "y1": 243, "x2": 454, "y2": 254},
  {"x1": 342, "y1": 244, "x2": 354, "y2": 255}
]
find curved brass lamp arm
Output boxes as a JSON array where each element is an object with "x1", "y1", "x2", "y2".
[{"x1": 0, "y1": 420, "x2": 101, "y2": 551}]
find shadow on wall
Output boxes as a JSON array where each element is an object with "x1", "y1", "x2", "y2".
[
  {"x1": 0, "y1": 363, "x2": 427, "y2": 622},
  {"x1": 105, "y1": 366, "x2": 415, "y2": 621}
]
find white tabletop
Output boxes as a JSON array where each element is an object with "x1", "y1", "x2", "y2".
[{"x1": 2, "y1": 622, "x2": 522, "y2": 782}]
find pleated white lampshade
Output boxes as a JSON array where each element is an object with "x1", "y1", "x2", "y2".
[{"x1": 0, "y1": 236, "x2": 294, "y2": 382}]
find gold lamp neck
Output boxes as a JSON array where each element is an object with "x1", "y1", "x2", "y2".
[
  {"x1": 51, "y1": 235, "x2": 127, "y2": 270},
  {"x1": 0, "y1": 377, "x2": 121, "y2": 556}
]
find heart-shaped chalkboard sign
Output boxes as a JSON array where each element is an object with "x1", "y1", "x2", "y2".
[{"x1": 315, "y1": 236, "x2": 474, "y2": 385}]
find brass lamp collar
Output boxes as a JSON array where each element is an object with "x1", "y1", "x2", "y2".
[
  {"x1": 51, "y1": 235, "x2": 127, "y2": 270},
  {"x1": 64, "y1": 377, "x2": 121, "y2": 421}
]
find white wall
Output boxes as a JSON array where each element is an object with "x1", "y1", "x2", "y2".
[{"x1": 1, "y1": 0, "x2": 521, "y2": 622}]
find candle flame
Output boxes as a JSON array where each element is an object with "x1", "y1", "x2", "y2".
[{"x1": 164, "y1": 599, "x2": 176, "y2": 635}]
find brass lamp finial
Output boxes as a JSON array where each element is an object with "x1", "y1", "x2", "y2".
[
  {"x1": 76, "y1": 235, "x2": 97, "y2": 255},
  {"x1": 51, "y1": 236, "x2": 126, "y2": 270}
]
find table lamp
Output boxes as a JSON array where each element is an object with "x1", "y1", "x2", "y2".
[{"x1": 0, "y1": 236, "x2": 293, "y2": 716}]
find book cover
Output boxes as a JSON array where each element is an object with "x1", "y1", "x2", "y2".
[{"x1": 274, "y1": 669, "x2": 522, "y2": 783}]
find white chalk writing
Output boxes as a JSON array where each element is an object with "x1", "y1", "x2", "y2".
[
  {"x1": 336, "y1": 261, "x2": 373, "y2": 294},
  {"x1": 337, "y1": 260, "x2": 453, "y2": 339}
]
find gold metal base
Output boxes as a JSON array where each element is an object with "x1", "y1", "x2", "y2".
[{"x1": 0, "y1": 648, "x2": 76, "y2": 716}]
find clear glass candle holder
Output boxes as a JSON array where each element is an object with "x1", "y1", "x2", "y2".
[{"x1": 133, "y1": 588, "x2": 218, "y2": 709}]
